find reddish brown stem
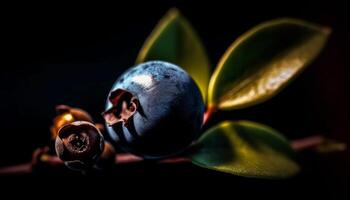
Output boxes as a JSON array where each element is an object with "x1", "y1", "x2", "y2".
[
  {"x1": 0, "y1": 135, "x2": 326, "y2": 175},
  {"x1": 115, "y1": 153, "x2": 143, "y2": 164},
  {"x1": 0, "y1": 163, "x2": 32, "y2": 175},
  {"x1": 0, "y1": 153, "x2": 190, "y2": 175},
  {"x1": 203, "y1": 106, "x2": 216, "y2": 125},
  {"x1": 115, "y1": 154, "x2": 190, "y2": 164},
  {"x1": 291, "y1": 135, "x2": 324, "y2": 151},
  {"x1": 160, "y1": 157, "x2": 191, "y2": 164}
]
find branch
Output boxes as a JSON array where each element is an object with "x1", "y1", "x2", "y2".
[
  {"x1": 0, "y1": 153, "x2": 190, "y2": 175},
  {"x1": 0, "y1": 135, "x2": 333, "y2": 175}
]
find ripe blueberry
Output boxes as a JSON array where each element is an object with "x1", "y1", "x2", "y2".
[{"x1": 103, "y1": 61, "x2": 205, "y2": 159}]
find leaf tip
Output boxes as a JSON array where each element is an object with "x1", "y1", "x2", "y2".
[
  {"x1": 322, "y1": 26, "x2": 332, "y2": 35},
  {"x1": 135, "y1": 7, "x2": 182, "y2": 64},
  {"x1": 166, "y1": 7, "x2": 181, "y2": 19}
]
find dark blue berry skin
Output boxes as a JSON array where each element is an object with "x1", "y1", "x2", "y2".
[{"x1": 104, "y1": 61, "x2": 205, "y2": 159}]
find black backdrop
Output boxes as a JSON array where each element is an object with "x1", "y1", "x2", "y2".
[{"x1": 0, "y1": 0, "x2": 349, "y2": 197}]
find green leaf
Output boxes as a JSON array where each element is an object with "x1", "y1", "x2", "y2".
[
  {"x1": 208, "y1": 18, "x2": 331, "y2": 110},
  {"x1": 191, "y1": 121, "x2": 300, "y2": 179},
  {"x1": 136, "y1": 8, "x2": 211, "y2": 101}
]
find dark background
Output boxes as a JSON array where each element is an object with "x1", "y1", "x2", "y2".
[{"x1": 0, "y1": 0, "x2": 349, "y2": 198}]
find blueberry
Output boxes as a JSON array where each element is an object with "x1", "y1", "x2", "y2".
[{"x1": 103, "y1": 61, "x2": 204, "y2": 159}]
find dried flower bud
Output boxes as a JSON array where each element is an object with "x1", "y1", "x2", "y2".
[{"x1": 50, "y1": 105, "x2": 94, "y2": 140}]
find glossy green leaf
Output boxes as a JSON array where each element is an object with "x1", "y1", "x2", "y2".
[
  {"x1": 191, "y1": 121, "x2": 300, "y2": 179},
  {"x1": 136, "y1": 8, "x2": 211, "y2": 101},
  {"x1": 208, "y1": 18, "x2": 331, "y2": 110}
]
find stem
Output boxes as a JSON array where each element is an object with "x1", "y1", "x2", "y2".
[
  {"x1": 291, "y1": 135, "x2": 324, "y2": 151},
  {"x1": 115, "y1": 153, "x2": 143, "y2": 164},
  {"x1": 0, "y1": 163, "x2": 32, "y2": 175},
  {"x1": 115, "y1": 154, "x2": 190, "y2": 164},
  {"x1": 0, "y1": 135, "x2": 326, "y2": 175},
  {"x1": 0, "y1": 153, "x2": 190, "y2": 175},
  {"x1": 160, "y1": 157, "x2": 190, "y2": 163},
  {"x1": 203, "y1": 106, "x2": 216, "y2": 125}
]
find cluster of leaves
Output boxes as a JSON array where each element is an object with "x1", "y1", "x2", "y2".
[{"x1": 136, "y1": 8, "x2": 330, "y2": 179}]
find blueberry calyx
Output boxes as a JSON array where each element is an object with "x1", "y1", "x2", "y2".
[
  {"x1": 64, "y1": 133, "x2": 89, "y2": 153},
  {"x1": 102, "y1": 89, "x2": 139, "y2": 128}
]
